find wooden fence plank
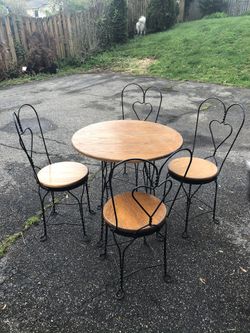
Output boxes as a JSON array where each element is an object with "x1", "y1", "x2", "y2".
[
  {"x1": 57, "y1": 12, "x2": 66, "y2": 58},
  {"x1": 17, "y1": 16, "x2": 28, "y2": 51},
  {"x1": 52, "y1": 15, "x2": 62, "y2": 58},
  {"x1": 11, "y1": 16, "x2": 21, "y2": 44},
  {"x1": 5, "y1": 16, "x2": 17, "y2": 64}
]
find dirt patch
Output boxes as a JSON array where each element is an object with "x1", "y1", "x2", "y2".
[
  {"x1": 135, "y1": 58, "x2": 156, "y2": 71},
  {"x1": 112, "y1": 57, "x2": 157, "y2": 75}
]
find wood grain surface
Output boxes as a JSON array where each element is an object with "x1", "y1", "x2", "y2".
[
  {"x1": 168, "y1": 157, "x2": 218, "y2": 182},
  {"x1": 103, "y1": 192, "x2": 167, "y2": 233},
  {"x1": 72, "y1": 120, "x2": 183, "y2": 162},
  {"x1": 37, "y1": 161, "x2": 88, "y2": 188}
]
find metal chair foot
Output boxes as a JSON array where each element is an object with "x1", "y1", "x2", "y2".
[
  {"x1": 213, "y1": 217, "x2": 220, "y2": 225},
  {"x1": 40, "y1": 234, "x2": 47, "y2": 242},
  {"x1": 163, "y1": 274, "x2": 172, "y2": 283},
  {"x1": 182, "y1": 231, "x2": 189, "y2": 239},
  {"x1": 116, "y1": 288, "x2": 125, "y2": 300},
  {"x1": 82, "y1": 234, "x2": 91, "y2": 243}
]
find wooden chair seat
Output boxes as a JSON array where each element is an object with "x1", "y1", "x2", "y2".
[
  {"x1": 37, "y1": 161, "x2": 88, "y2": 189},
  {"x1": 103, "y1": 192, "x2": 167, "y2": 234},
  {"x1": 168, "y1": 157, "x2": 218, "y2": 183}
]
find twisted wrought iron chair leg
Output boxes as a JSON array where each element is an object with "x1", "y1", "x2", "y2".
[
  {"x1": 113, "y1": 233, "x2": 125, "y2": 299},
  {"x1": 213, "y1": 179, "x2": 220, "y2": 224},
  {"x1": 39, "y1": 190, "x2": 49, "y2": 242},
  {"x1": 123, "y1": 163, "x2": 127, "y2": 175},
  {"x1": 98, "y1": 162, "x2": 108, "y2": 247},
  {"x1": 68, "y1": 187, "x2": 89, "y2": 242},
  {"x1": 182, "y1": 184, "x2": 192, "y2": 239},
  {"x1": 134, "y1": 163, "x2": 139, "y2": 187},
  {"x1": 163, "y1": 224, "x2": 171, "y2": 283},
  {"x1": 100, "y1": 224, "x2": 108, "y2": 258},
  {"x1": 85, "y1": 182, "x2": 95, "y2": 215},
  {"x1": 113, "y1": 233, "x2": 135, "y2": 300}
]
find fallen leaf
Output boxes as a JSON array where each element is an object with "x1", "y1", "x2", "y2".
[
  {"x1": 240, "y1": 266, "x2": 247, "y2": 273},
  {"x1": 199, "y1": 277, "x2": 207, "y2": 284}
]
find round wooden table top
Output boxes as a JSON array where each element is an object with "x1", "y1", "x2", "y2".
[{"x1": 72, "y1": 120, "x2": 183, "y2": 163}]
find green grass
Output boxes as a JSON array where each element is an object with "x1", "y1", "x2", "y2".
[
  {"x1": 0, "y1": 232, "x2": 22, "y2": 257},
  {"x1": 1, "y1": 15, "x2": 250, "y2": 89},
  {"x1": 82, "y1": 16, "x2": 250, "y2": 88},
  {"x1": 0, "y1": 213, "x2": 42, "y2": 258}
]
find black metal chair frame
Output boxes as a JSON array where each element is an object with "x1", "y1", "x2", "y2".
[
  {"x1": 169, "y1": 97, "x2": 245, "y2": 238},
  {"x1": 101, "y1": 152, "x2": 192, "y2": 299},
  {"x1": 121, "y1": 83, "x2": 163, "y2": 122},
  {"x1": 121, "y1": 83, "x2": 163, "y2": 182},
  {"x1": 13, "y1": 104, "x2": 93, "y2": 242}
]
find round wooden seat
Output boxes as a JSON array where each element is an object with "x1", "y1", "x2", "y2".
[
  {"x1": 103, "y1": 192, "x2": 167, "y2": 234},
  {"x1": 37, "y1": 161, "x2": 89, "y2": 189},
  {"x1": 168, "y1": 157, "x2": 218, "y2": 184}
]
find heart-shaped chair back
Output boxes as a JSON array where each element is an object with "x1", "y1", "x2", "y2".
[
  {"x1": 121, "y1": 83, "x2": 162, "y2": 122},
  {"x1": 193, "y1": 98, "x2": 245, "y2": 173},
  {"x1": 13, "y1": 104, "x2": 51, "y2": 183}
]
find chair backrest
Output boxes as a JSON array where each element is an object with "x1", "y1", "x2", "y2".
[
  {"x1": 121, "y1": 83, "x2": 163, "y2": 122},
  {"x1": 107, "y1": 157, "x2": 189, "y2": 232},
  {"x1": 192, "y1": 97, "x2": 245, "y2": 174},
  {"x1": 13, "y1": 104, "x2": 51, "y2": 183}
]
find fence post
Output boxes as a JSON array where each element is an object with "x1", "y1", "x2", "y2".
[{"x1": 5, "y1": 16, "x2": 17, "y2": 65}]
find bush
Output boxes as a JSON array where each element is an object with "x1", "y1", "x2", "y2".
[
  {"x1": 97, "y1": 14, "x2": 113, "y2": 50},
  {"x1": 109, "y1": 0, "x2": 128, "y2": 44},
  {"x1": 203, "y1": 11, "x2": 228, "y2": 19},
  {"x1": 14, "y1": 41, "x2": 26, "y2": 65},
  {"x1": 199, "y1": 0, "x2": 227, "y2": 16},
  {"x1": 58, "y1": 56, "x2": 83, "y2": 68},
  {"x1": 240, "y1": 10, "x2": 250, "y2": 16},
  {"x1": 26, "y1": 32, "x2": 57, "y2": 74},
  {"x1": 147, "y1": 0, "x2": 178, "y2": 33}
]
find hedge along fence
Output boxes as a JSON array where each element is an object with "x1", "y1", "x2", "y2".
[{"x1": 0, "y1": 0, "x2": 152, "y2": 70}]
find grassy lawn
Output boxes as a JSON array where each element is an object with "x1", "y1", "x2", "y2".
[
  {"x1": 82, "y1": 15, "x2": 250, "y2": 88},
  {"x1": 1, "y1": 15, "x2": 250, "y2": 88}
]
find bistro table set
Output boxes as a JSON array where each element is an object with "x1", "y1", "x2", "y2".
[{"x1": 13, "y1": 83, "x2": 245, "y2": 299}]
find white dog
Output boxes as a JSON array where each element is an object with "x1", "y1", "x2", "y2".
[{"x1": 136, "y1": 16, "x2": 146, "y2": 35}]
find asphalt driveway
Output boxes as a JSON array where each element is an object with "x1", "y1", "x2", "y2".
[{"x1": 0, "y1": 73, "x2": 249, "y2": 332}]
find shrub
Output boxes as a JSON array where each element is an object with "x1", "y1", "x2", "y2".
[
  {"x1": 26, "y1": 32, "x2": 57, "y2": 74},
  {"x1": 240, "y1": 10, "x2": 250, "y2": 16},
  {"x1": 97, "y1": 13, "x2": 113, "y2": 50},
  {"x1": 203, "y1": 11, "x2": 228, "y2": 19},
  {"x1": 147, "y1": 0, "x2": 178, "y2": 33},
  {"x1": 109, "y1": 0, "x2": 128, "y2": 44},
  {"x1": 14, "y1": 41, "x2": 26, "y2": 65},
  {"x1": 199, "y1": 0, "x2": 227, "y2": 16}
]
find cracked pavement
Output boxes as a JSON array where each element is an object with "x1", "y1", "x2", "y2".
[{"x1": 0, "y1": 73, "x2": 249, "y2": 332}]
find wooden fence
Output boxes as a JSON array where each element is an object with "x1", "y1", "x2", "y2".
[
  {"x1": 0, "y1": 2, "x2": 107, "y2": 70},
  {"x1": 2, "y1": 0, "x2": 249, "y2": 70},
  {"x1": 0, "y1": 0, "x2": 150, "y2": 70},
  {"x1": 227, "y1": 0, "x2": 250, "y2": 16}
]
